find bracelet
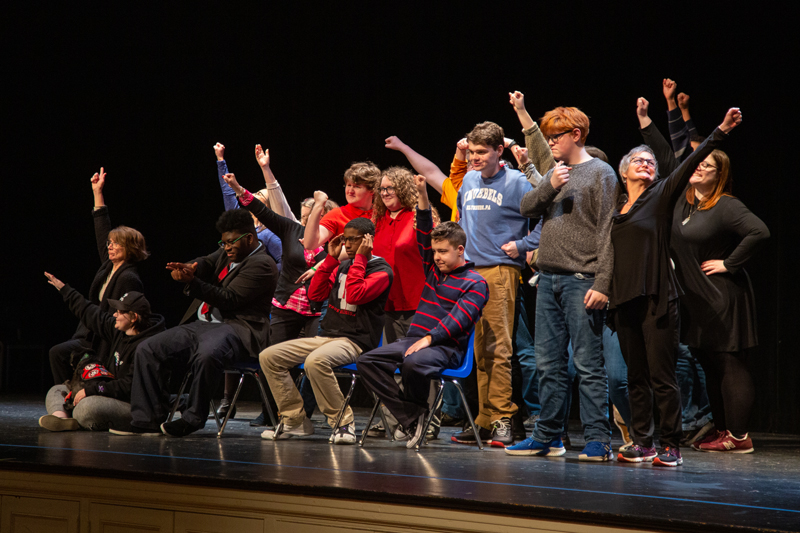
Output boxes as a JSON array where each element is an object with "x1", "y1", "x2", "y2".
[{"x1": 310, "y1": 267, "x2": 317, "y2": 272}]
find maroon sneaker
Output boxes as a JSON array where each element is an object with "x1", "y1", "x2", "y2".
[
  {"x1": 699, "y1": 431, "x2": 754, "y2": 454},
  {"x1": 692, "y1": 429, "x2": 724, "y2": 451}
]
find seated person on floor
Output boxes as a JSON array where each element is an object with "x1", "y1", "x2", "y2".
[
  {"x1": 357, "y1": 174, "x2": 489, "y2": 448},
  {"x1": 40, "y1": 276, "x2": 165, "y2": 432},
  {"x1": 260, "y1": 218, "x2": 393, "y2": 444},
  {"x1": 111, "y1": 209, "x2": 277, "y2": 437}
]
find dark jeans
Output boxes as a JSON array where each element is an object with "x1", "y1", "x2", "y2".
[
  {"x1": 615, "y1": 297, "x2": 682, "y2": 449},
  {"x1": 515, "y1": 280, "x2": 539, "y2": 417},
  {"x1": 357, "y1": 337, "x2": 460, "y2": 427},
  {"x1": 676, "y1": 342, "x2": 713, "y2": 431},
  {"x1": 533, "y1": 272, "x2": 610, "y2": 444},
  {"x1": 130, "y1": 321, "x2": 246, "y2": 430},
  {"x1": 49, "y1": 337, "x2": 91, "y2": 385}
]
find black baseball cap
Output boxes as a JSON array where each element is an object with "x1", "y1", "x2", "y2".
[{"x1": 107, "y1": 291, "x2": 151, "y2": 316}]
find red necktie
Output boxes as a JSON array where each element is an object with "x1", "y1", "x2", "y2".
[{"x1": 199, "y1": 265, "x2": 229, "y2": 316}]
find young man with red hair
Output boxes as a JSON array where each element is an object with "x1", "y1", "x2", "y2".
[{"x1": 509, "y1": 105, "x2": 617, "y2": 461}]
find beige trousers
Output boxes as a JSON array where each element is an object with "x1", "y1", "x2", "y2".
[
  {"x1": 260, "y1": 336, "x2": 362, "y2": 428},
  {"x1": 474, "y1": 265, "x2": 520, "y2": 428}
]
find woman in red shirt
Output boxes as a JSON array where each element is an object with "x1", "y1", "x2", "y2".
[{"x1": 372, "y1": 167, "x2": 426, "y2": 342}]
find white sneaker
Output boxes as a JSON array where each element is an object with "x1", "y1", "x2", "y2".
[
  {"x1": 332, "y1": 422, "x2": 356, "y2": 445},
  {"x1": 261, "y1": 416, "x2": 314, "y2": 440}
]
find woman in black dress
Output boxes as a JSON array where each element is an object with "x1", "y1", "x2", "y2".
[
  {"x1": 610, "y1": 104, "x2": 741, "y2": 467},
  {"x1": 670, "y1": 150, "x2": 768, "y2": 453}
]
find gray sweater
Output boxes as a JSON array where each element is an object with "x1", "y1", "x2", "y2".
[{"x1": 519, "y1": 157, "x2": 617, "y2": 295}]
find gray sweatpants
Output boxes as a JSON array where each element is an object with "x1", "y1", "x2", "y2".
[{"x1": 45, "y1": 384, "x2": 133, "y2": 431}]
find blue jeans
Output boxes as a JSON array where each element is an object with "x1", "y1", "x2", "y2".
[
  {"x1": 516, "y1": 280, "x2": 540, "y2": 416},
  {"x1": 442, "y1": 382, "x2": 465, "y2": 418},
  {"x1": 533, "y1": 272, "x2": 610, "y2": 444},
  {"x1": 676, "y1": 342, "x2": 713, "y2": 431}
]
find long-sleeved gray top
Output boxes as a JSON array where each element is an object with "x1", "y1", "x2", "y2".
[{"x1": 519, "y1": 157, "x2": 617, "y2": 295}]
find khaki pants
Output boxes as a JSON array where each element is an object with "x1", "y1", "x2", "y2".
[
  {"x1": 474, "y1": 265, "x2": 520, "y2": 428},
  {"x1": 260, "y1": 336, "x2": 362, "y2": 428}
]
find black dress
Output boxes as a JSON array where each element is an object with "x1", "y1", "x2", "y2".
[{"x1": 670, "y1": 195, "x2": 769, "y2": 352}]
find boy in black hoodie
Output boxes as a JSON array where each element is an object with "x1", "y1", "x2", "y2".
[{"x1": 41, "y1": 273, "x2": 165, "y2": 431}]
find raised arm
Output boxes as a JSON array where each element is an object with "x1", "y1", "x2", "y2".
[
  {"x1": 90, "y1": 168, "x2": 113, "y2": 260},
  {"x1": 46, "y1": 275, "x2": 117, "y2": 342},
  {"x1": 255, "y1": 144, "x2": 297, "y2": 221},
  {"x1": 637, "y1": 97, "x2": 679, "y2": 176},
  {"x1": 302, "y1": 190, "x2": 333, "y2": 250},
  {"x1": 385, "y1": 136, "x2": 448, "y2": 194},
  {"x1": 414, "y1": 174, "x2": 435, "y2": 273},
  {"x1": 510, "y1": 91, "x2": 556, "y2": 177},
  {"x1": 223, "y1": 173, "x2": 297, "y2": 242},
  {"x1": 214, "y1": 143, "x2": 239, "y2": 212},
  {"x1": 663, "y1": 78, "x2": 693, "y2": 159},
  {"x1": 662, "y1": 108, "x2": 742, "y2": 203}
]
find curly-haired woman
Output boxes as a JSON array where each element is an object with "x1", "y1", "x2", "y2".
[{"x1": 372, "y1": 166, "x2": 424, "y2": 342}]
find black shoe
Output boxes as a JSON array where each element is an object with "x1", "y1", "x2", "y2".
[
  {"x1": 451, "y1": 424, "x2": 492, "y2": 445},
  {"x1": 215, "y1": 399, "x2": 236, "y2": 420},
  {"x1": 490, "y1": 417, "x2": 514, "y2": 448},
  {"x1": 426, "y1": 412, "x2": 441, "y2": 440},
  {"x1": 161, "y1": 418, "x2": 202, "y2": 438},
  {"x1": 440, "y1": 413, "x2": 464, "y2": 427},
  {"x1": 250, "y1": 412, "x2": 268, "y2": 427},
  {"x1": 512, "y1": 413, "x2": 527, "y2": 441}
]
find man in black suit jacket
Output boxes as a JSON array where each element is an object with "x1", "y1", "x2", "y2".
[{"x1": 112, "y1": 209, "x2": 277, "y2": 437}]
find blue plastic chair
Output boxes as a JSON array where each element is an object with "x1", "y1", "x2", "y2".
[
  {"x1": 359, "y1": 331, "x2": 483, "y2": 450},
  {"x1": 294, "y1": 337, "x2": 382, "y2": 442}
]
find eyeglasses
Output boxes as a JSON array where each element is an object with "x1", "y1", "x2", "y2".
[
  {"x1": 340, "y1": 236, "x2": 364, "y2": 244},
  {"x1": 217, "y1": 233, "x2": 251, "y2": 249},
  {"x1": 697, "y1": 161, "x2": 717, "y2": 171},
  {"x1": 546, "y1": 130, "x2": 573, "y2": 144},
  {"x1": 378, "y1": 186, "x2": 396, "y2": 195},
  {"x1": 631, "y1": 157, "x2": 656, "y2": 168},
  {"x1": 106, "y1": 240, "x2": 122, "y2": 248}
]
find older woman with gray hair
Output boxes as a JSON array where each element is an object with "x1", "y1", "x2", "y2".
[{"x1": 610, "y1": 102, "x2": 742, "y2": 467}]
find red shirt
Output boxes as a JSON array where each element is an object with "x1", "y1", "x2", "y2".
[
  {"x1": 320, "y1": 203, "x2": 373, "y2": 238},
  {"x1": 373, "y1": 208, "x2": 425, "y2": 312}
]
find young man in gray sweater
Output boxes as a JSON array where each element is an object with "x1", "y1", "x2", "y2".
[{"x1": 507, "y1": 105, "x2": 616, "y2": 461}]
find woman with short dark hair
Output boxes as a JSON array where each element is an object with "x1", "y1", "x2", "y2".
[{"x1": 48, "y1": 168, "x2": 148, "y2": 386}]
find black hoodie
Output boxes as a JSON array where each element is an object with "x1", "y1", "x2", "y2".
[{"x1": 59, "y1": 285, "x2": 166, "y2": 401}]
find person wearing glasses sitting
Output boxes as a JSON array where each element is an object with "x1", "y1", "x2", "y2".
[
  {"x1": 49, "y1": 167, "x2": 148, "y2": 389},
  {"x1": 357, "y1": 175, "x2": 488, "y2": 448},
  {"x1": 259, "y1": 218, "x2": 392, "y2": 444},
  {"x1": 611, "y1": 102, "x2": 742, "y2": 467},
  {"x1": 110, "y1": 209, "x2": 277, "y2": 437}
]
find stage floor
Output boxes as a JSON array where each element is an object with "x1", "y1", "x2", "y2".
[{"x1": 1, "y1": 394, "x2": 799, "y2": 532}]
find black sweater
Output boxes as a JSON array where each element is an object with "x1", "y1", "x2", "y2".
[
  {"x1": 75, "y1": 207, "x2": 144, "y2": 358},
  {"x1": 60, "y1": 285, "x2": 165, "y2": 401},
  {"x1": 239, "y1": 192, "x2": 327, "y2": 311},
  {"x1": 610, "y1": 127, "x2": 728, "y2": 318}
]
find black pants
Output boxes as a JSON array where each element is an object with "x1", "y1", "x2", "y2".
[
  {"x1": 615, "y1": 297, "x2": 682, "y2": 448},
  {"x1": 130, "y1": 321, "x2": 245, "y2": 430},
  {"x1": 358, "y1": 338, "x2": 460, "y2": 428},
  {"x1": 49, "y1": 337, "x2": 91, "y2": 385},
  {"x1": 691, "y1": 348, "x2": 753, "y2": 436}
]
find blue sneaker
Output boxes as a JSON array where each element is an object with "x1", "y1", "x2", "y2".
[
  {"x1": 578, "y1": 441, "x2": 613, "y2": 462},
  {"x1": 505, "y1": 437, "x2": 566, "y2": 456}
]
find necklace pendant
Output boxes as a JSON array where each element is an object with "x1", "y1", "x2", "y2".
[{"x1": 682, "y1": 216, "x2": 691, "y2": 225}]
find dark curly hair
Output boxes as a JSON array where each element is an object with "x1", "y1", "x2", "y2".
[
  {"x1": 216, "y1": 208, "x2": 256, "y2": 235},
  {"x1": 372, "y1": 166, "x2": 418, "y2": 221}
]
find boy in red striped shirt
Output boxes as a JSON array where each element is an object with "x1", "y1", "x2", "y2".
[{"x1": 357, "y1": 175, "x2": 488, "y2": 448}]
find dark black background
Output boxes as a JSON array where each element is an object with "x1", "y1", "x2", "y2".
[{"x1": 2, "y1": 4, "x2": 795, "y2": 432}]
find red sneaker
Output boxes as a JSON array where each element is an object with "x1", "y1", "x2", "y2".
[
  {"x1": 699, "y1": 431, "x2": 754, "y2": 454},
  {"x1": 691, "y1": 429, "x2": 723, "y2": 451}
]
